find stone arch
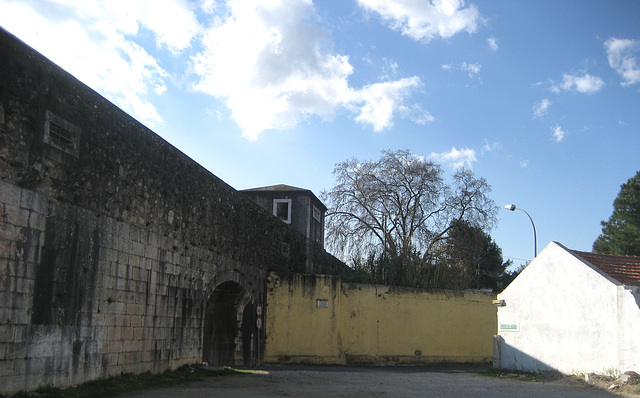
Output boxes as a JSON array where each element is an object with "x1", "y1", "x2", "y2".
[{"x1": 202, "y1": 275, "x2": 260, "y2": 366}]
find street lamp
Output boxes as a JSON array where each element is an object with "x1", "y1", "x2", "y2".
[{"x1": 504, "y1": 204, "x2": 537, "y2": 258}]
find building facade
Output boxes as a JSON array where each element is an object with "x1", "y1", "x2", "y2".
[
  {"x1": 241, "y1": 184, "x2": 326, "y2": 246},
  {"x1": 495, "y1": 241, "x2": 640, "y2": 376}
]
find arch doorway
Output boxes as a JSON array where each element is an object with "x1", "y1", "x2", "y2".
[{"x1": 202, "y1": 281, "x2": 260, "y2": 366}]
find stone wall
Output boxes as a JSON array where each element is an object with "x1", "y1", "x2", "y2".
[{"x1": 0, "y1": 28, "x2": 346, "y2": 394}]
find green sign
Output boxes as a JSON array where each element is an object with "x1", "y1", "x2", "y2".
[{"x1": 499, "y1": 323, "x2": 519, "y2": 332}]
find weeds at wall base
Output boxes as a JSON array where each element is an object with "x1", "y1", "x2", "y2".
[{"x1": 9, "y1": 365, "x2": 243, "y2": 398}]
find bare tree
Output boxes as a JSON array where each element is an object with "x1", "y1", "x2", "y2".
[{"x1": 322, "y1": 150, "x2": 497, "y2": 265}]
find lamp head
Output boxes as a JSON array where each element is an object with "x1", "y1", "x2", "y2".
[{"x1": 504, "y1": 204, "x2": 516, "y2": 211}]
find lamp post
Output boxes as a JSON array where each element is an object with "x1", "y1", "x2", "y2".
[{"x1": 504, "y1": 204, "x2": 537, "y2": 258}]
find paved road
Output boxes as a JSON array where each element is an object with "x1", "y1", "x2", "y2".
[{"x1": 120, "y1": 365, "x2": 621, "y2": 398}]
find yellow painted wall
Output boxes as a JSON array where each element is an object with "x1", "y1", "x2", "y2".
[
  {"x1": 264, "y1": 273, "x2": 345, "y2": 364},
  {"x1": 265, "y1": 272, "x2": 496, "y2": 365}
]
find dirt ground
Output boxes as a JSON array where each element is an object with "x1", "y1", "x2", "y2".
[{"x1": 119, "y1": 365, "x2": 639, "y2": 398}]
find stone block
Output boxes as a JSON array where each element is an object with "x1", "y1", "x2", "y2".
[
  {"x1": 0, "y1": 181, "x2": 21, "y2": 206},
  {"x1": 131, "y1": 241, "x2": 145, "y2": 257},
  {"x1": 4, "y1": 204, "x2": 29, "y2": 228},
  {"x1": 128, "y1": 254, "x2": 142, "y2": 268},
  {"x1": 20, "y1": 189, "x2": 48, "y2": 215},
  {"x1": 28, "y1": 211, "x2": 46, "y2": 231}
]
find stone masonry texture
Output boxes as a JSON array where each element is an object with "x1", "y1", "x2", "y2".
[{"x1": 0, "y1": 27, "x2": 346, "y2": 394}]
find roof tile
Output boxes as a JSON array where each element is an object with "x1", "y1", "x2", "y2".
[{"x1": 572, "y1": 250, "x2": 640, "y2": 286}]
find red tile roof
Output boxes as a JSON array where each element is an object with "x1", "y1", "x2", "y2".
[{"x1": 572, "y1": 250, "x2": 640, "y2": 286}]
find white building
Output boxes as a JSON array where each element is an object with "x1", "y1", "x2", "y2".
[{"x1": 495, "y1": 241, "x2": 640, "y2": 376}]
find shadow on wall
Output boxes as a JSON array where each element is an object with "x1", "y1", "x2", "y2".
[{"x1": 493, "y1": 335, "x2": 555, "y2": 373}]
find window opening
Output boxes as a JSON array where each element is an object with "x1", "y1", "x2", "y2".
[
  {"x1": 49, "y1": 122, "x2": 74, "y2": 147},
  {"x1": 44, "y1": 110, "x2": 80, "y2": 157},
  {"x1": 273, "y1": 199, "x2": 292, "y2": 224}
]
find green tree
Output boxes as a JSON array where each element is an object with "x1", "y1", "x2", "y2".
[
  {"x1": 438, "y1": 220, "x2": 510, "y2": 291},
  {"x1": 593, "y1": 171, "x2": 640, "y2": 255}
]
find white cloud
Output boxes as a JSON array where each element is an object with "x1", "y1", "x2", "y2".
[
  {"x1": 551, "y1": 124, "x2": 566, "y2": 142},
  {"x1": 488, "y1": 37, "x2": 498, "y2": 51},
  {"x1": 428, "y1": 147, "x2": 476, "y2": 169},
  {"x1": 533, "y1": 98, "x2": 551, "y2": 118},
  {"x1": 605, "y1": 37, "x2": 640, "y2": 86},
  {"x1": 402, "y1": 104, "x2": 435, "y2": 125},
  {"x1": 461, "y1": 62, "x2": 481, "y2": 78},
  {"x1": 191, "y1": 0, "x2": 424, "y2": 140},
  {"x1": 0, "y1": 0, "x2": 200, "y2": 127},
  {"x1": 442, "y1": 61, "x2": 481, "y2": 79},
  {"x1": 357, "y1": 0, "x2": 481, "y2": 42},
  {"x1": 553, "y1": 73, "x2": 605, "y2": 94},
  {"x1": 355, "y1": 77, "x2": 422, "y2": 131},
  {"x1": 520, "y1": 160, "x2": 529, "y2": 168},
  {"x1": 482, "y1": 140, "x2": 502, "y2": 154}
]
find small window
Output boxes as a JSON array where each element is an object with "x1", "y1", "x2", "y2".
[
  {"x1": 313, "y1": 205, "x2": 321, "y2": 222},
  {"x1": 49, "y1": 122, "x2": 75, "y2": 147},
  {"x1": 44, "y1": 110, "x2": 80, "y2": 157},
  {"x1": 273, "y1": 199, "x2": 292, "y2": 224}
]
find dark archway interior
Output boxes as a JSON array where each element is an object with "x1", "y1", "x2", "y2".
[{"x1": 202, "y1": 281, "x2": 259, "y2": 366}]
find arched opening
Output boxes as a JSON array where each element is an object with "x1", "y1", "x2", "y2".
[{"x1": 202, "y1": 281, "x2": 259, "y2": 366}]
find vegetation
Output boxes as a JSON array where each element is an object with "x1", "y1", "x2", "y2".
[
  {"x1": 593, "y1": 170, "x2": 640, "y2": 256},
  {"x1": 323, "y1": 149, "x2": 512, "y2": 290},
  {"x1": 10, "y1": 365, "x2": 244, "y2": 398}
]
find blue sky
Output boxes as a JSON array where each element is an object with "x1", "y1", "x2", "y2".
[{"x1": 1, "y1": 0, "x2": 639, "y2": 268}]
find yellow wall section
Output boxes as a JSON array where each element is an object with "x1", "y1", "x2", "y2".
[{"x1": 265, "y1": 272, "x2": 496, "y2": 365}]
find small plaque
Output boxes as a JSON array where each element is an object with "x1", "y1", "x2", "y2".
[
  {"x1": 499, "y1": 323, "x2": 519, "y2": 332},
  {"x1": 316, "y1": 299, "x2": 329, "y2": 308}
]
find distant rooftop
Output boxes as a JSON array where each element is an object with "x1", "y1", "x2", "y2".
[
  {"x1": 572, "y1": 250, "x2": 640, "y2": 287},
  {"x1": 241, "y1": 184, "x2": 311, "y2": 192},
  {"x1": 240, "y1": 184, "x2": 326, "y2": 211}
]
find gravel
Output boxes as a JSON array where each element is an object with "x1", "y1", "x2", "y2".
[{"x1": 120, "y1": 365, "x2": 624, "y2": 398}]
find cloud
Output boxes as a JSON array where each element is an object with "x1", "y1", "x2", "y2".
[
  {"x1": 482, "y1": 140, "x2": 502, "y2": 154},
  {"x1": 488, "y1": 37, "x2": 498, "y2": 51},
  {"x1": 552, "y1": 73, "x2": 605, "y2": 94},
  {"x1": 357, "y1": 0, "x2": 481, "y2": 42},
  {"x1": 355, "y1": 77, "x2": 423, "y2": 131},
  {"x1": 605, "y1": 37, "x2": 640, "y2": 86},
  {"x1": 442, "y1": 61, "x2": 481, "y2": 79},
  {"x1": 533, "y1": 98, "x2": 551, "y2": 118},
  {"x1": 192, "y1": 0, "x2": 424, "y2": 140},
  {"x1": 428, "y1": 147, "x2": 477, "y2": 169},
  {"x1": 462, "y1": 62, "x2": 481, "y2": 78},
  {"x1": 0, "y1": 0, "x2": 200, "y2": 128},
  {"x1": 551, "y1": 124, "x2": 566, "y2": 142},
  {"x1": 520, "y1": 160, "x2": 529, "y2": 168},
  {"x1": 401, "y1": 104, "x2": 435, "y2": 125}
]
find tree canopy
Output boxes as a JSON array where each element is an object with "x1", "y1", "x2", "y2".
[
  {"x1": 593, "y1": 170, "x2": 640, "y2": 256},
  {"x1": 428, "y1": 220, "x2": 512, "y2": 291},
  {"x1": 322, "y1": 149, "x2": 499, "y2": 288}
]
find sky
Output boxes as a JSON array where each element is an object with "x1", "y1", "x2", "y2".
[{"x1": 1, "y1": 0, "x2": 639, "y2": 268}]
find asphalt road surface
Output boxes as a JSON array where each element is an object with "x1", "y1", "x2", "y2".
[{"x1": 120, "y1": 365, "x2": 623, "y2": 398}]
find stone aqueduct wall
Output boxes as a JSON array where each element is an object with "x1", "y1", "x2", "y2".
[{"x1": 0, "y1": 28, "x2": 345, "y2": 394}]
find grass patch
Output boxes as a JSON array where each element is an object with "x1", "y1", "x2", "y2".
[
  {"x1": 11, "y1": 365, "x2": 244, "y2": 398},
  {"x1": 483, "y1": 368, "x2": 544, "y2": 382}
]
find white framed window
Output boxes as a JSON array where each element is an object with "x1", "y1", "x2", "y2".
[
  {"x1": 44, "y1": 110, "x2": 80, "y2": 157},
  {"x1": 273, "y1": 199, "x2": 292, "y2": 224},
  {"x1": 313, "y1": 205, "x2": 321, "y2": 222}
]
